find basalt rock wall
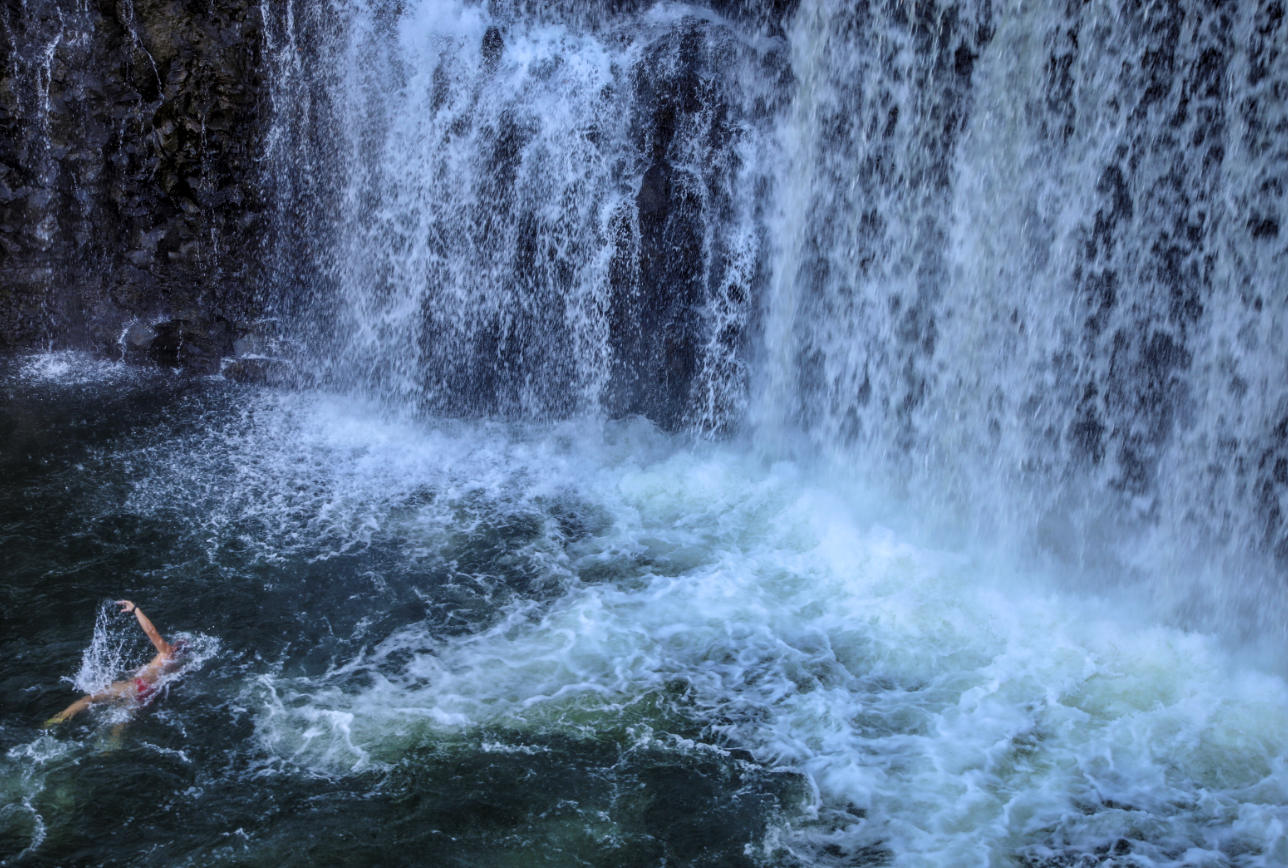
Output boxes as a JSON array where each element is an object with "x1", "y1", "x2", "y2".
[{"x1": 0, "y1": 0, "x2": 266, "y2": 371}]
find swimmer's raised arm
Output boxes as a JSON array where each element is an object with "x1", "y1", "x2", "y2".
[
  {"x1": 117, "y1": 600, "x2": 171, "y2": 656},
  {"x1": 45, "y1": 600, "x2": 184, "y2": 726}
]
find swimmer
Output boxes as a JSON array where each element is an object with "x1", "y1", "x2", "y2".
[{"x1": 45, "y1": 600, "x2": 188, "y2": 726}]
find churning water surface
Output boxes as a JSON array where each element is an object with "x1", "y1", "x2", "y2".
[{"x1": 3, "y1": 352, "x2": 1288, "y2": 868}]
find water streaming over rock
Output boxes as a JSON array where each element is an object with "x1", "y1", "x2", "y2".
[
  {"x1": 266, "y1": 0, "x2": 1288, "y2": 636},
  {"x1": 755, "y1": 0, "x2": 1288, "y2": 640},
  {"x1": 270, "y1": 0, "x2": 785, "y2": 433}
]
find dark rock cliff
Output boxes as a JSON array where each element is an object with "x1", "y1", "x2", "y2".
[{"x1": 0, "y1": 0, "x2": 266, "y2": 371}]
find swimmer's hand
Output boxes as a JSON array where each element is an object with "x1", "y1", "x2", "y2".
[
  {"x1": 43, "y1": 713, "x2": 68, "y2": 727},
  {"x1": 116, "y1": 600, "x2": 136, "y2": 614}
]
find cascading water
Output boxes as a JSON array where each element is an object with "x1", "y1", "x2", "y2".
[
  {"x1": 4, "y1": 1, "x2": 1288, "y2": 867},
  {"x1": 277, "y1": 0, "x2": 783, "y2": 431},
  {"x1": 267, "y1": 0, "x2": 1288, "y2": 638},
  {"x1": 757, "y1": 0, "x2": 1288, "y2": 644}
]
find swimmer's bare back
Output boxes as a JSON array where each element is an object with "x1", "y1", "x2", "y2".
[{"x1": 44, "y1": 600, "x2": 187, "y2": 726}]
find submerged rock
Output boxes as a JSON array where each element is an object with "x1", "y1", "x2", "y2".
[
  {"x1": 122, "y1": 322, "x2": 159, "y2": 357},
  {"x1": 147, "y1": 317, "x2": 235, "y2": 374},
  {"x1": 221, "y1": 356, "x2": 291, "y2": 385},
  {"x1": 220, "y1": 318, "x2": 300, "y2": 384},
  {"x1": 231, "y1": 319, "x2": 287, "y2": 359}
]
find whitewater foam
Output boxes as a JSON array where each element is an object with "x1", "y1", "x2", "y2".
[{"x1": 171, "y1": 396, "x2": 1288, "y2": 864}]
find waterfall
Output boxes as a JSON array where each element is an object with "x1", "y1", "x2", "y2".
[
  {"x1": 266, "y1": 0, "x2": 1288, "y2": 639},
  {"x1": 757, "y1": 0, "x2": 1288, "y2": 640},
  {"x1": 274, "y1": 0, "x2": 782, "y2": 431},
  {"x1": 7, "y1": 4, "x2": 1288, "y2": 864}
]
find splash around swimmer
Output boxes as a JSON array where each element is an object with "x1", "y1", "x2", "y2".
[{"x1": 45, "y1": 600, "x2": 189, "y2": 726}]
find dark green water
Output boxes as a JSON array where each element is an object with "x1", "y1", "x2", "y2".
[
  {"x1": 0, "y1": 352, "x2": 813, "y2": 868},
  {"x1": 6, "y1": 351, "x2": 1288, "y2": 868}
]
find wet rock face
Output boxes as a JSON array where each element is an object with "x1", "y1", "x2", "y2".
[
  {"x1": 606, "y1": 15, "x2": 780, "y2": 431},
  {"x1": 0, "y1": 0, "x2": 266, "y2": 359},
  {"x1": 146, "y1": 317, "x2": 234, "y2": 372}
]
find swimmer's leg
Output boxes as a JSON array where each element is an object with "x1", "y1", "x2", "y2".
[
  {"x1": 45, "y1": 695, "x2": 97, "y2": 726},
  {"x1": 106, "y1": 720, "x2": 129, "y2": 749}
]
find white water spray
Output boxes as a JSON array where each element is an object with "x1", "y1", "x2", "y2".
[{"x1": 70, "y1": 602, "x2": 142, "y2": 697}]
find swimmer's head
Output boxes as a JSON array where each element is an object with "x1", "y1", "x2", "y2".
[{"x1": 168, "y1": 638, "x2": 191, "y2": 659}]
